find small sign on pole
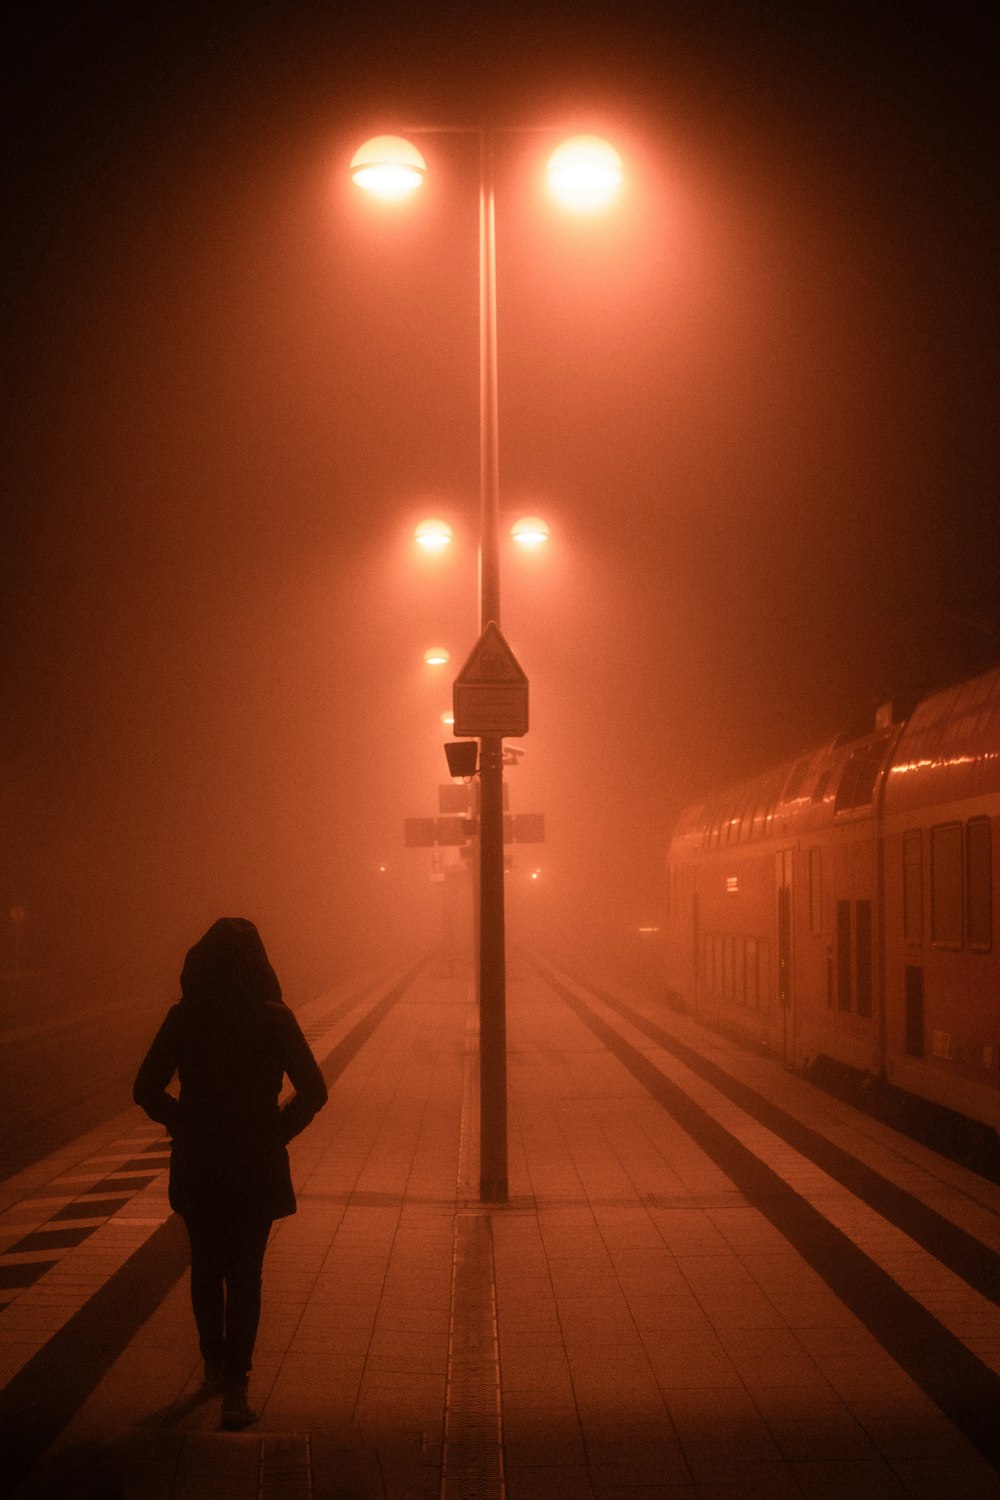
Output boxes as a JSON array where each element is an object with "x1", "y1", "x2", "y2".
[{"x1": 453, "y1": 622, "x2": 528, "y2": 738}]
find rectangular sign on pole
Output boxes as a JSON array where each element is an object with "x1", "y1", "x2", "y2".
[
  {"x1": 404, "y1": 818, "x2": 436, "y2": 848},
  {"x1": 453, "y1": 622, "x2": 529, "y2": 739}
]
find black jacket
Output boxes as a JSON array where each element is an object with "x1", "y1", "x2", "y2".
[{"x1": 133, "y1": 919, "x2": 328, "y2": 1220}]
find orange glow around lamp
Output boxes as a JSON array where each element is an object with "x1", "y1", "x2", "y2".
[
  {"x1": 423, "y1": 647, "x2": 450, "y2": 666},
  {"x1": 546, "y1": 135, "x2": 623, "y2": 212}
]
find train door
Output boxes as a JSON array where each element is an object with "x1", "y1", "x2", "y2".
[{"x1": 777, "y1": 849, "x2": 794, "y2": 1062}]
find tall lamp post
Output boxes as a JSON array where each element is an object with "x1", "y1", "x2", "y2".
[{"x1": 351, "y1": 128, "x2": 623, "y2": 1201}]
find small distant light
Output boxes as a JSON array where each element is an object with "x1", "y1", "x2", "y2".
[
  {"x1": 726, "y1": 876, "x2": 739, "y2": 894},
  {"x1": 378, "y1": 864, "x2": 387, "y2": 874},
  {"x1": 530, "y1": 868, "x2": 542, "y2": 881},
  {"x1": 547, "y1": 136, "x2": 623, "y2": 213},
  {"x1": 351, "y1": 136, "x2": 426, "y2": 200},
  {"x1": 424, "y1": 647, "x2": 450, "y2": 666},
  {"x1": 511, "y1": 516, "x2": 550, "y2": 549},
  {"x1": 415, "y1": 518, "x2": 453, "y2": 551},
  {"x1": 441, "y1": 711, "x2": 455, "y2": 726},
  {"x1": 638, "y1": 925, "x2": 660, "y2": 934}
]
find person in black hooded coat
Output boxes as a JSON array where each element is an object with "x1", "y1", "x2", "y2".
[{"x1": 134, "y1": 918, "x2": 327, "y2": 1427}]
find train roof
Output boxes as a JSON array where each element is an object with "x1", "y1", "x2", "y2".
[
  {"x1": 669, "y1": 662, "x2": 1000, "y2": 853},
  {"x1": 885, "y1": 663, "x2": 1000, "y2": 817}
]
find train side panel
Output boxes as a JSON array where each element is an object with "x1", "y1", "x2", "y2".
[
  {"x1": 666, "y1": 664, "x2": 1000, "y2": 1152},
  {"x1": 882, "y1": 673, "x2": 1000, "y2": 1131}
]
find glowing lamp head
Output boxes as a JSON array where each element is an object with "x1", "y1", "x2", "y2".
[
  {"x1": 351, "y1": 136, "x2": 426, "y2": 200},
  {"x1": 512, "y1": 515, "x2": 550, "y2": 549},
  {"x1": 546, "y1": 135, "x2": 623, "y2": 213},
  {"x1": 441, "y1": 711, "x2": 455, "y2": 727},
  {"x1": 423, "y1": 646, "x2": 450, "y2": 667},
  {"x1": 414, "y1": 518, "x2": 453, "y2": 552}
]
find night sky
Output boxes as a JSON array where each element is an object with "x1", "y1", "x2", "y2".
[{"x1": 2, "y1": 1, "x2": 997, "y2": 1010}]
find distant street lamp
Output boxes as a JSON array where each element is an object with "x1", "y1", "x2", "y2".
[
  {"x1": 415, "y1": 518, "x2": 454, "y2": 552},
  {"x1": 423, "y1": 647, "x2": 450, "y2": 667},
  {"x1": 545, "y1": 135, "x2": 623, "y2": 212},
  {"x1": 511, "y1": 516, "x2": 551, "y2": 549},
  {"x1": 353, "y1": 128, "x2": 621, "y2": 1201},
  {"x1": 349, "y1": 135, "x2": 427, "y2": 199}
]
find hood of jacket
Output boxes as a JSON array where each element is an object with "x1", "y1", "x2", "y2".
[{"x1": 179, "y1": 917, "x2": 282, "y2": 1009}]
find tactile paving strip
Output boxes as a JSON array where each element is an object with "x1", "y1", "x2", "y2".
[{"x1": 440, "y1": 1211, "x2": 504, "y2": 1500}]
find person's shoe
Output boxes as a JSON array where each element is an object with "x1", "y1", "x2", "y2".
[{"x1": 221, "y1": 1384, "x2": 259, "y2": 1430}]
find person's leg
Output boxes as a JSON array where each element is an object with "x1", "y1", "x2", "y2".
[
  {"x1": 219, "y1": 1215, "x2": 271, "y2": 1427},
  {"x1": 182, "y1": 1215, "x2": 226, "y2": 1380}
]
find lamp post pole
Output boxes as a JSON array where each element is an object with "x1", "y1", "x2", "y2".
[
  {"x1": 476, "y1": 129, "x2": 508, "y2": 1203},
  {"x1": 350, "y1": 127, "x2": 623, "y2": 1207}
]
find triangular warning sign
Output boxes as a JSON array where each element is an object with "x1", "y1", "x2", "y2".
[{"x1": 454, "y1": 622, "x2": 527, "y2": 686}]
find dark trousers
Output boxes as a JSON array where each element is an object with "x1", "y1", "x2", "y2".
[{"x1": 182, "y1": 1212, "x2": 272, "y2": 1386}]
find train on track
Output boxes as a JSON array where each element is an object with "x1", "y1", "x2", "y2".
[{"x1": 664, "y1": 661, "x2": 1000, "y2": 1175}]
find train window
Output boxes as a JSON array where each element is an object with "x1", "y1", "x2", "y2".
[
  {"x1": 812, "y1": 770, "x2": 832, "y2": 804},
  {"x1": 931, "y1": 822, "x2": 963, "y2": 949},
  {"x1": 783, "y1": 759, "x2": 811, "y2": 802},
  {"x1": 743, "y1": 937, "x2": 756, "y2": 1005},
  {"x1": 903, "y1": 831, "x2": 923, "y2": 943},
  {"x1": 966, "y1": 817, "x2": 992, "y2": 952},
  {"x1": 855, "y1": 901, "x2": 873, "y2": 1019},
  {"x1": 834, "y1": 739, "x2": 888, "y2": 814},
  {"x1": 836, "y1": 901, "x2": 852, "y2": 1010},
  {"x1": 904, "y1": 966, "x2": 924, "y2": 1057},
  {"x1": 808, "y1": 847, "x2": 823, "y2": 934}
]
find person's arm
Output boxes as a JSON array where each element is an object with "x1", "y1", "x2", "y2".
[
  {"x1": 133, "y1": 1007, "x2": 183, "y2": 1134},
  {"x1": 276, "y1": 1010, "x2": 328, "y2": 1143}
]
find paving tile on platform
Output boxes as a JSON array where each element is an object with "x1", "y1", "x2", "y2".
[
  {"x1": 714, "y1": 1327, "x2": 830, "y2": 1391},
  {"x1": 791, "y1": 1458, "x2": 912, "y2": 1498},
  {"x1": 286, "y1": 1315, "x2": 371, "y2": 1358},
  {"x1": 365, "y1": 1330, "x2": 449, "y2": 1376},
  {"x1": 502, "y1": 1406, "x2": 588, "y2": 1469},
  {"x1": 691, "y1": 1465, "x2": 806, "y2": 1499},
  {"x1": 665, "y1": 1385, "x2": 785, "y2": 1476},
  {"x1": 629, "y1": 1297, "x2": 713, "y2": 1337},
  {"x1": 506, "y1": 1464, "x2": 599, "y2": 1499},
  {"x1": 752, "y1": 1384, "x2": 879, "y2": 1463},
  {"x1": 644, "y1": 1331, "x2": 742, "y2": 1391},
  {"x1": 847, "y1": 1394, "x2": 985, "y2": 1461},
  {"x1": 888, "y1": 1453, "x2": 1000, "y2": 1500}
]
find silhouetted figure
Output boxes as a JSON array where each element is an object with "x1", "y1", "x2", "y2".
[{"x1": 134, "y1": 918, "x2": 328, "y2": 1428}]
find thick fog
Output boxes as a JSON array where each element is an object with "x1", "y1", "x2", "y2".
[{"x1": 2, "y1": 5, "x2": 996, "y2": 1072}]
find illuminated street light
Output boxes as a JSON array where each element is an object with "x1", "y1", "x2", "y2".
[
  {"x1": 354, "y1": 127, "x2": 621, "y2": 1203},
  {"x1": 424, "y1": 646, "x2": 450, "y2": 666},
  {"x1": 511, "y1": 515, "x2": 550, "y2": 549},
  {"x1": 415, "y1": 517, "x2": 454, "y2": 551},
  {"x1": 441, "y1": 711, "x2": 455, "y2": 727},
  {"x1": 546, "y1": 135, "x2": 623, "y2": 213},
  {"x1": 350, "y1": 135, "x2": 426, "y2": 200}
]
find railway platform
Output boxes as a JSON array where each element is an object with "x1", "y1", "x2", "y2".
[{"x1": 2, "y1": 955, "x2": 1000, "y2": 1499}]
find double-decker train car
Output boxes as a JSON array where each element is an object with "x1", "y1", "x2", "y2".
[{"x1": 663, "y1": 663, "x2": 1000, "y2": 1171}]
